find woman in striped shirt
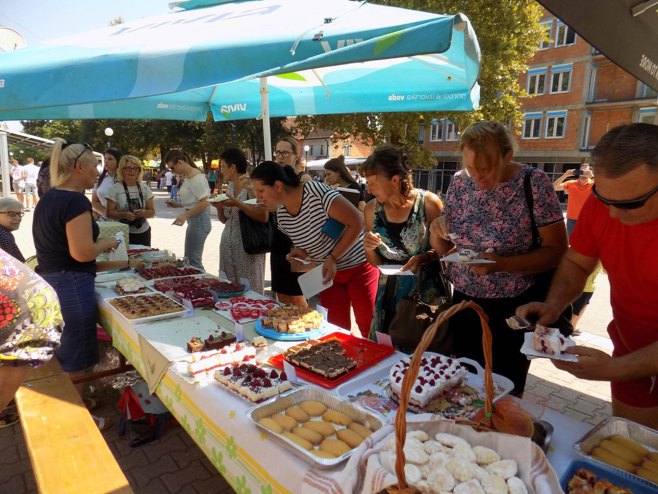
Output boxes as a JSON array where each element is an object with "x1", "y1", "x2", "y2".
[{"x1": 251, "y1": 162, "x2": 379, "y2": 337}]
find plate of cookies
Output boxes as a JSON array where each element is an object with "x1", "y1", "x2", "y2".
[{"x1": 247, "y1": 386, "x2": 384, "y2": 469}]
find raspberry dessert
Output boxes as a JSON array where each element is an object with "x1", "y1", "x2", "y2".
[
  {"x1": 214, "y1": 363, "x2": 291, "y2": 402},
  {"x1": 533, "y1": 325, "x2": 568, "y2": 355}
]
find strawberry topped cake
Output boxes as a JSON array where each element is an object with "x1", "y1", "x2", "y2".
[
  {"x1": 187, "y1": 342, "x2": 257, "y2": 381},
  {"x1": 389, "y1": 352, "x2": 467, "y2": 410},
  {"x1": 533, "y1": 325, "x2": 568, "y2": 355},
  {"x1": 214, "y1": 363, "x2": 292, "y2": 402}
]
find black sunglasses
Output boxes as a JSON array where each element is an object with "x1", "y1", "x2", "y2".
[
  {"x1": 62, "y1": 141, "x2": 93, "y2": 164},
  {"x1": 592, "y1": 184, "x2": 658, "y2": 210}
]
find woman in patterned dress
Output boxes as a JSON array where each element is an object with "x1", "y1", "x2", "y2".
[
  {"x1": 430, "y1": 121, "x2": 568, "y2": 395},
  {"x1": 361, "y1": 145, "x2": 445, "y2": 343},
  {"x1": 0, "y1": 249, "x2": 64, "y2": 423},
  {"x1": 212, "y1": 148, "x2": 267, "y2": 294}
]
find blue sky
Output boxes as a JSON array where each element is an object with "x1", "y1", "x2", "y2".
[{"x1": 0, "y1": 0, "x2": 171, "y2": 45}]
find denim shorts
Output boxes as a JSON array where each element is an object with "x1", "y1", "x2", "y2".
[{"x1": 41, "y1": 271, "x2": 98, "y2": 372}]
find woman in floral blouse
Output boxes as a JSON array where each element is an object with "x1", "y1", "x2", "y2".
[{"x1": 431, "y1": 121, "x2": 567, "y2": 395}]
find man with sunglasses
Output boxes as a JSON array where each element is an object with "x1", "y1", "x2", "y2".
[{"x1": 518, "y1": 123, "x2": 658, "y2": 429}]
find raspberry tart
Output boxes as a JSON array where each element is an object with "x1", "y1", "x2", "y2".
[{"x1": 214, "y1": 363, "x2": 292, "y2": 402}]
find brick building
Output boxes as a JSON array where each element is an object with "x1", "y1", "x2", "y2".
[{"x1": 420, "y1": 10, "x2": 658, "y2": 197}]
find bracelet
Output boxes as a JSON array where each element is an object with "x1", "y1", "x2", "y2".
[{"x1": 328, "y1": 253, "x2": 337, "y2": 262}]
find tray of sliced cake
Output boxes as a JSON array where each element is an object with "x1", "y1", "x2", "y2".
[
  {"x1": 336, "y1": 353, "x2": 514, "y2": 420},
  {"x1": 151, "y1": 275, "x2": 230, "y2": 307},
  {"x1": 268, "y1": 332, "x2": 395, "y2": 389},
  {"x1": 214, "y1": 362, "x2": 292, "y2": 403},
  {"x1": 247, "y1": 386, "x2": 384, "y2": 469},
  {"x1": 185, "y1": 340, "x2": 265, "y2": 383},
  {"x1": 106, "y1": 292, "x2": 190, "y2": 324},
  {"x1": 254, "y1": 305, "x2": 326, "y2": 341},
  {"x1": 136, "y1": 262, "x2": 203, "y2": 280}
]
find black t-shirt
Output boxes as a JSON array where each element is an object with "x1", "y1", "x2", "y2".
[{"x1": 33, "y1": 188, "x2": 99, "y2": 275}]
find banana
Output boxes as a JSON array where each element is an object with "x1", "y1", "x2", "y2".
[
  {"x1": 599, "y1": 439, "x2": 644, "y2": 465},
  {"x1": 608, "y1": 434, "x2": 650, "y2": 457},
  {"x1": 591, "y1": 446, "x2": 636, "y2": 473}
]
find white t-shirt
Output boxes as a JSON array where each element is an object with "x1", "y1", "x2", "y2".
[
  {"x1": 22, "y1": 163, "x2": 40, "y2": 185},
  {"x1": 11, "y1": 166, "x2": 24, "y2": 182},
  {"x1": 105, "y1": 182, "x2": 154, "y2": 234},
  {"x1": 165, "y1": 170, "x2": 174, "y2": 186},
  {"x1": 179, "y1": 173, "x2": 210, "y2": 210},
  {"x1": 92, "y1": 174, "x2": 117, "y2": 209}
]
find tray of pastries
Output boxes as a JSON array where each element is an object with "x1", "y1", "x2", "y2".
[
  {"x1": 107, "y1": 292, "x2": 189, "y2": 323},
  {"x1": 247, "y1": 386, "x2": 384, "y2": 469}
]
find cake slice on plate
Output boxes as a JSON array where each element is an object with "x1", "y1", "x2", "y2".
[{"x1": 532, "y1": 325, "x2": 568, "y2": 355}]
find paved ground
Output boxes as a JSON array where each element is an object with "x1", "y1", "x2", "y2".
[{"x1": 2, "y1": 188, "x2": 615, "y2": 493}]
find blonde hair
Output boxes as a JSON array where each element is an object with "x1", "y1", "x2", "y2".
[
  {"x1": 459, "y1": 121, "x2": 516, "y2": 172},
  {"x1": 50, "y1": 138, "x2": 96, "y2": 187},
  {"x1": 117, "y1": 155, "x2": 144, "y2": 182}
]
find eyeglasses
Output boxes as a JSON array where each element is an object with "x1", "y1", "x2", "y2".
[
  {"x1": 63, "y1": 141, "x2": 93, "y2": 164},
  {"x1": 592, "y1": 184, "x2": 658, "y2": 210},
  {"x1": 123, "y1": 166, "x2": 141, "y2": 172},
  {"x1": 274, "y1": 150, "x2": 292, "y2": 158},
  {"x1": 0, "y1": 211, "x2": 25, "y2": 218}
]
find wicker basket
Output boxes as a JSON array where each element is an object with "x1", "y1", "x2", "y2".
[{"x1": 388, "y1": 300, "x2": 494, "y2": 493}]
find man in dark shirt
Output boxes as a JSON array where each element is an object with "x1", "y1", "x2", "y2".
[{"x1": 0, "y1": 198, "x2": 26, "y2": 262}]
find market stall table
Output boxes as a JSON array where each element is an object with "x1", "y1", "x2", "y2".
[{"x1": 95, "y1": 279, "x2": 591, "y2": 493}]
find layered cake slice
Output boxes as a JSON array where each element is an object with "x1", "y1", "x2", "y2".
[
  {"x1": 214, "y1": 364, "x2": 292, "y2": 402},
  {"x1": 115, "y1": 277, "x2": 147, "y2": 295},
  {"x1": 204, "y1": 331, "x2": 236, "y2": 350},
  {"x1": 389, "y1": 353, "x2": 467, "y2": 410},
  {"x1": 187, "y1": 342, "x2": 257, "y2": 381},
  {"x1": 533, "y1": 325, "x2": 568, "y2": 355}
]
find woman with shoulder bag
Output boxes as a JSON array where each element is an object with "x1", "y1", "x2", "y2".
[
  {"x1": 106, "y1": 155, "x2": 155, "y2": 246},
  {"x1": 361, "y1": 145, "x2": 445, "y2": 346},
  {"x1": 212, "y1": 148, "x2": 268, "y2": 294},
  {"x1": 430, "y1": 121, "x2": 568, "y2": 395}
]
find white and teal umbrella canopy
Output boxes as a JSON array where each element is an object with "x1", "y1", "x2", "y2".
[{"x1": 0, "y1": 0, "x2": 480, "y2": 120}]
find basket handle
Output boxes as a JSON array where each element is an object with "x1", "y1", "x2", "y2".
[{"x1": 392, "y1": 300, "x2": 494, "y2": 490}]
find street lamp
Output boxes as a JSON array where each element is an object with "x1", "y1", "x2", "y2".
[
  {"x1": 303, "y1": 144, "x2": 310, "y2": 164},
  {"x1": 104, "y1": 127, "x2": 114, "y2": 147}
]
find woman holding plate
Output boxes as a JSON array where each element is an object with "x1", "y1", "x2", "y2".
[
  {"x1": 251, "y1": 161, "x2": 379, "y2": 337},
  {"x1": 430, "y1": 121, "x2": 567, "y2": 395},
  {"x1": 212, "y1": 148, "x2": 268, "y2": 294}
]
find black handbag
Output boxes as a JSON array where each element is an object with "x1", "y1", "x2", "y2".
[
  {"x1": 523, "y1": 168, "x2": 574, "y2": 336},
  {"x1": 238, "y1": 211, "x2": 275, "y2": 255},
  {"x1": 387, "y1": 260, "x2": 455, "y2": 354}
]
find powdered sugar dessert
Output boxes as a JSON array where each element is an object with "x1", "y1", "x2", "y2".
[
  {"x1": 533, "y1": 325, "x2": 568, "y2": 355},
  {"x1": 188, "y1": 342, "x2": 257, "y2": 381},
  {"x1": 115, "y1": 277, "x2": 147, "y2": 295},
  {"x1": 214, "y1": 363, "x2": 292, "y2": 402},
  {"x1": 389, "y1": 353, "x2": 467, "y2": 410}
]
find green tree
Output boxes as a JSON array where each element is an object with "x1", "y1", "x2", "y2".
[{"x1": 295, "y1": 0, "x2": 545, "y2": 167}]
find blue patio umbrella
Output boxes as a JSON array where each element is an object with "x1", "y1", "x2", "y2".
[{"x1": 0, "y1": 0, "x2": 480, "y2": 115}]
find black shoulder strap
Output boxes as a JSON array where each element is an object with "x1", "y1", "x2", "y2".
[{"x1": 523, "y1": 167, "x2": 541, "y2": 248}]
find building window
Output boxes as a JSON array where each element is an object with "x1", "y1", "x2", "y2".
[
  {"x1": 308, "y1": 145, "x2": 314, "y2": 156},
  {"x1": 639, "y1": 83, "x2": 658, "y2": 99},
  {"x1": 580, "y1": 113, "x2": 591, "y2": 149},
  {"x1": 342, "y1": 144, "x2": 351, "y2": 157},
  {"x1": 638, "y1": 107, "x2": 657, "y2": 124},
  {"x1": 539, "y1": 21, "x2": 552, "y2": 50},
  {"x1": 587, "y1": 65, "x2": 598, "y2": 102},
  {"x1": 527, "y1": 68, "x2": 547, "y2": 95},
  {"x1": 550, "y1": 64, "x2": 572, "y2": 94},
  {"x1": 545, "y1": 111, "x2": 567, "y2": 139},
  {"x1": 320, "y1": 144, "x2": 324, "y2": 156},
  {"x1": 555, "y1": 21, "x2": 576, "y2": 47},
  {"x1": 430, "y1": 118, "x2": 458, "y2": 142},
  {"x1": 522, "y1": 113, "x2": 542, "y2": 139}
]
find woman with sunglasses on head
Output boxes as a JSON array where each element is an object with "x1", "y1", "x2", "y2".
[
  {"x1": 430, "y1": 121, "x2": 567, "y2": 396},
  {"x1": 251, "y1": 162, "x2": 379, "y2": 337},
  {"x1": 33, "y1": 139, "x2": 123, "y2": 384},
  {"x1": 106, "y1": 156, "x2": 155, "y2": 246},
  {"x1": 324, "y1": 155, "x2": 366, "y2": 212},
  {"x1": 164, "y1": 150, "x2": 211, "y2": 271},
  {"x1": 269, "y1": 137, "x2": 309, "y2": 306},
  {"x1": 91, "y1": 147, "x2": 120, "y2": 220},
  {"x1": 0, "y1": 198, "x2": 26, "y2": 262}
]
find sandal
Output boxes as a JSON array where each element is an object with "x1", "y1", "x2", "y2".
[
  {"x1": 92, "y1": 415, "x2": 113, "y2": 432},
  {"x1": 0, "y1": 408, "x2": 19, "y2": 429}
]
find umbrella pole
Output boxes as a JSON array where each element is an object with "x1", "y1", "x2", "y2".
[
  {"x1": 0, "y1": 131, "x2": 11, "y2": 199},
  {"x1": 260, "y1": 77, "x2": 272, "y2": 161}
]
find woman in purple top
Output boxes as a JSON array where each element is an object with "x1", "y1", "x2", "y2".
[{"x1": 430, "y1": 121, "x2": 567, "y2": 395}]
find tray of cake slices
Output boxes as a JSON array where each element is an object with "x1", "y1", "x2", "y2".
[
  {"x1": 106, "y1": 292, "x2": 191, "y2": 324},
  {"x1": 151, "y1": 275, "x2": 233, "y2": 308},
  {"x1": 213, "y1": 293, "x2": 277, "y2": 323},
  {"x1": 268, "y1": 332, "x2": 395, "y2": 389},
  {"x1": 254, "y1": 305, "x2": 327, "y2": 341},
  {"x1": 247, "y1": 386, "x2": 384, "y2": 469},
  {"x1": 573, "y1": 417, "x2": 658, "y2": 488},
  {"x1": 335, "y1": 353, "x2": 514, "y2": 421},
  {"x1": 136, "y1": 261, "x2": 204, "y2": 280}
]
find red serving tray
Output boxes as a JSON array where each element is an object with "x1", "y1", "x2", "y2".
[{"x1": 268, "y1": 332, "x2": 395, "y2": 389}]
